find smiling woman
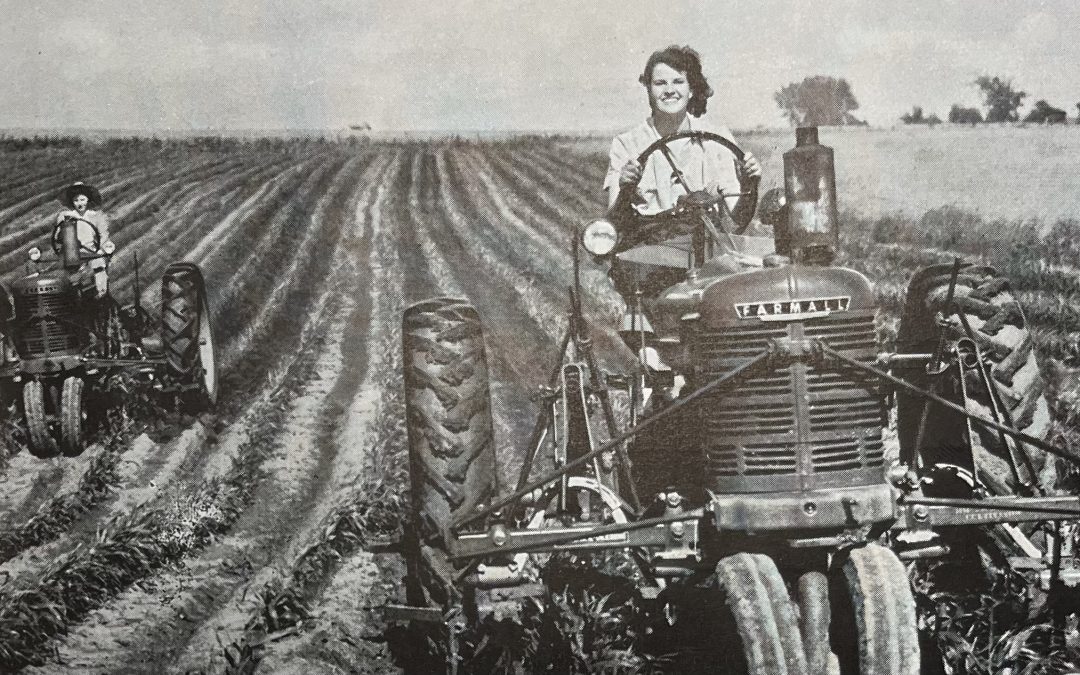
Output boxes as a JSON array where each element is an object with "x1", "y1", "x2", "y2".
[
  {"x1": 600, "y1": 45, "x2": 764, "y2": 343},
  {"x1": 603, "y1": 45, "x2": 760, "y2": 216}
]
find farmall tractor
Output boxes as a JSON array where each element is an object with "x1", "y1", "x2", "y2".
[
  {"x1": 0, "y1": 214, "x2": 218, "y2": 457},
  {"x1": 388, "y1": 128, "x2": 1080, "y2": 673}
]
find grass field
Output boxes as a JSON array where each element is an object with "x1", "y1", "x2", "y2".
[{"x1": 0, "y1": 129, "x2": 1074, "y2": 673}]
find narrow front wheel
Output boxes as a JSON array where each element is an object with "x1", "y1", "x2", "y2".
[
  {"x1": 23, "y1": 380, "x2": 56, "y2": 458},
  {"x1": 60, "y1": 376, "x2": 84, "y2": 457}
]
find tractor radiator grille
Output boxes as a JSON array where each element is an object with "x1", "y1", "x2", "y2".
[
  {"x1": 694, "y1": 313, "x2": 885, "y2": 490},
  {"x1": 14, "y1": 289, "x2": 81, "y2": 357}
]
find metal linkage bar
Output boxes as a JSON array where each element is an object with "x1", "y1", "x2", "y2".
[
  {"x1": 572, "y1": 289, "x2": 642, "y2": 513},
  {"x1": 902, "y1": 495, "x2": 1080, "y2": 517},
  {"x1": 451, "y1": 509, "x2": 705, "y2": 560},
  {"x1": 912, "y1": 257, "x2": 962, "y2": 466},
  {"x1": 452, "y1": 350, "x2": 771, "y2": 532},
  {"x1": 956, "y1": 313, "x2": 1041, "y2": 493},
  {"x1": 512, "y1": 327, "x2": 571, "y2": 497},
  {"x1": 821, "y1": 344, "x2": 1079, "y2": 466}
]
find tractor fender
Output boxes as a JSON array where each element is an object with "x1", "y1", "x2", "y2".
[{"x1": 161, "y1": 262, "x2": 207, "y2": 297}]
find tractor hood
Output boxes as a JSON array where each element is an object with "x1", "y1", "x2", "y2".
[
  {"x1": 699, "y1": 265, "x2": 876, "y2": 330},
  {"x1": 12, "y1": 269, "x2": 75, "y2": 297}
]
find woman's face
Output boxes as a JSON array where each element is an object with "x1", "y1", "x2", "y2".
[
  {"x1": 648, "y1": 62, "x2": 690, "y2": 116},
  {"x1": 72, "y1": 194, "x2": 90, "y2": 213}
]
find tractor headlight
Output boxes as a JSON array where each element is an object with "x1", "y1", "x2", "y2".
[
  {"x1": 102, "y1": 241, "x2": 116, "y2": 255},
  {"x1": 582, "y1": 220, "x2": 617, "y2": 256},
  {"x1": 28, "y1": 247, "x2": 41, "y2": 262}
]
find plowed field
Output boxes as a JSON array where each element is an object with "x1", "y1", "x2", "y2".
[{"x1": 0, "y1": 135, "x2": 1076, "y2": 673}]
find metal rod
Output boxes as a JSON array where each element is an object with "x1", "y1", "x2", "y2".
[
  {"x1": 959, "y1": 333, "x2": 1026, "y2": 492},
  {"x1": 452, "y1": 508, "x2": 706, "y2": 560},
  {"x1": 912, "y1": 257, "x2": 962, "y2": 466},
  {"x1": 134, "y1": 251, "x2": 142, "y2": 314},
  {"x1": 658, "y1": 144, "x2": 692, "y2": 196},
  {"x1": 512, "y1": 327, "x2": 572, "y2": 497},
  {"x1": 823, "y1": 343, "x2": 1080, "y2": 465},
  {"x1": 577, "y1": 307, "x2": 641, "y2": 513},
  {"x1": 452, "y1": 350, "x2": 770, "y2": 531},
  {"x1": 901, "y1": 496, "x2": 1080, "y2": 517},
  {"x1": 878, "y1": 352, "x2": 934, "y2": 366},
  {"x1": 957, "y1": 312, "x2": 1041, "y2": 493}
]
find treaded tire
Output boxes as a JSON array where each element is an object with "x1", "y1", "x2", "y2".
[
  {"x1": 832, "y1": 543, "x2": 920, "y2": 675},
  {"x1": 798, "y1": 570, "x2": 836, "y2": 675},
  {"x1": 715, "y1": 553, "x2": 808, "y2": 675},
  {"x1": 60, "y1": 376, "x2": 84, "y2": 457},
  {"x1": 161, "y1": 262, "x2": 218, "y2": 409},
  {"x1": 402, "y1": 297, "x2": 498, "y2": 549},
  {"x1": 23, "y1": 380, "x2": 56, "y2": 458},
  {"x1": 896, "y1": 263, "x2": 1054, "y2": 493}
]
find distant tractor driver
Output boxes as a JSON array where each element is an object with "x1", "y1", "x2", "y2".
[{"x1": 54, "y1": 182, "x2": 113, "y2": 297}]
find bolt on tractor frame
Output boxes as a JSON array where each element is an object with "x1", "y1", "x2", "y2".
[{"x1": 387, "y1": 128, "x2": 1080, "y2": 674}]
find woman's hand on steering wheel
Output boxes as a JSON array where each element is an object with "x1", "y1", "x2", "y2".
[
  {"x1": 631, "y1": 131, "x2": 758, "y2": 215},
  {"x1": 617, "y1": 159, "x2": 643, "y2": 189},
  {"x1": 740, "y1": 152, "x2": 762, "y2": 182}
]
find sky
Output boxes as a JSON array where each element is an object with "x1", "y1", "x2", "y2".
[{"x1": 1, "y1": 0, "x2": 1076, "y2": 132}]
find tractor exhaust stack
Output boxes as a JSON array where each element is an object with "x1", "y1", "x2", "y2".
[{"x1": 782, "y1": 126, "x2": 840, "y2": 264}]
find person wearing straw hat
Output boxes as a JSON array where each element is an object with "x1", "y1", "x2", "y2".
[{"x1": 55, "y1": 182, "x2": 113, "y2": 298}]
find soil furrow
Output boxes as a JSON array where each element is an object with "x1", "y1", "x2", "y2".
[
  {"x1": 9, "y1": 149, "x2": 380, "y2": 673},
  {"x1": 173, "y1": 150, "x2": 407, "y2": 675}
]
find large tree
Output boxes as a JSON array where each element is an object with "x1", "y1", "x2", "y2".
[
  {"x1": 974, "y1": 75, "x2": 1027, "y2": 123},
  {"x1": 774, "y1": 76, "x2": 861, "y2": 126}
]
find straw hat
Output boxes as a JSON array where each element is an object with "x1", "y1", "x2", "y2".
[{"x1": 59, "y1": 182, "x2": 103, "y2": 209}]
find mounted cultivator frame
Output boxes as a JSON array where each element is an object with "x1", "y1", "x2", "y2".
[
  {"x1": 387, "y1": 128, "x2": 1080, "y2": 674},
  {"x1": 388, "y1": 277, "x2": 1080, "y2": 674}
]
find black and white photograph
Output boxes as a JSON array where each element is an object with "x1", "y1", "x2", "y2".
[{"x1": 0, "y1": 2, "x2": 1079, "y2": 673}]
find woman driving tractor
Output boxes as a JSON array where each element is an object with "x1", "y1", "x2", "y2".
[
  {"x1": 604, "y1": 45, "x2": 761, "y2": 219},
  {"x1": 600, "y1": 46, "x2": 766, "y2": 383},
  {"x1": 55, "y1": 181, "x2": 113, "y2": 298}
]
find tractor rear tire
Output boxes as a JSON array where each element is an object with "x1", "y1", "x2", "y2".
[
  {"x1": 23, "y1": 380, "x2": 56, "y2": 458},
  {"x1": 60, "y1": 376, "x2": 84, "y2": 457},
  {"x1": 831, "y1": 543, "x2": 920, "y2": 675},
  {"x1": 402, "y1": 297, "x2": 498, "y2": 552},
  {"x1": 896, "y1": 263, "x2": 1054, "y2": 493},
  {"x1": 715, "y1": 553, "x2": 808, "y2": 675},
  {"x1": 161, "y1": 262, "x2": 218, "y2": 409}
]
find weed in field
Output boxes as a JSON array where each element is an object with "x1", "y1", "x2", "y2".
[{"x1": 913, "y1": 561, "x2": 1080, "y2": 674}]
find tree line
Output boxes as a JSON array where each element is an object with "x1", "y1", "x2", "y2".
[{"x1": 774, "y1": 75, "x2": 1074, "y2": 127}]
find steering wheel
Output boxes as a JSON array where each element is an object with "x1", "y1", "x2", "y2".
[
  {"x1": 52, "y1": 215, "x2": 103, "y2": 256},
  {"x1": 630, "y1": 130, "x2": 759, "y2": 234}
]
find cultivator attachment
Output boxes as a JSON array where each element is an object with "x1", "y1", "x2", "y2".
[
  {"x1": 390, "y1": 295, "x2": 1080, "y2": 672},
  {"x1": 389, "y1": 130, "x2": 1080, "y2": 672}
]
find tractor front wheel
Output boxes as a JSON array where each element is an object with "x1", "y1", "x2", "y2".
[
  {"x1": 161, "y1": 262, "x2": 218, "y2": 410},
  {"x1": 60, "y1": 376, "x2": 84, "y2": 457},
  {"x1": 831, "y1": 543, "x2": 920, "y2": 675},
  {"x1": 714, "y1": 553, "x2": 808, "y2": 675},
  {"x1": 23, "y1": 380, "x2": 56, "y2": 458}
]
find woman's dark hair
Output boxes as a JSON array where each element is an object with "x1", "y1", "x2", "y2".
[{"x1": 638, "y1": 45, "x2": 713, "y2": 117}]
